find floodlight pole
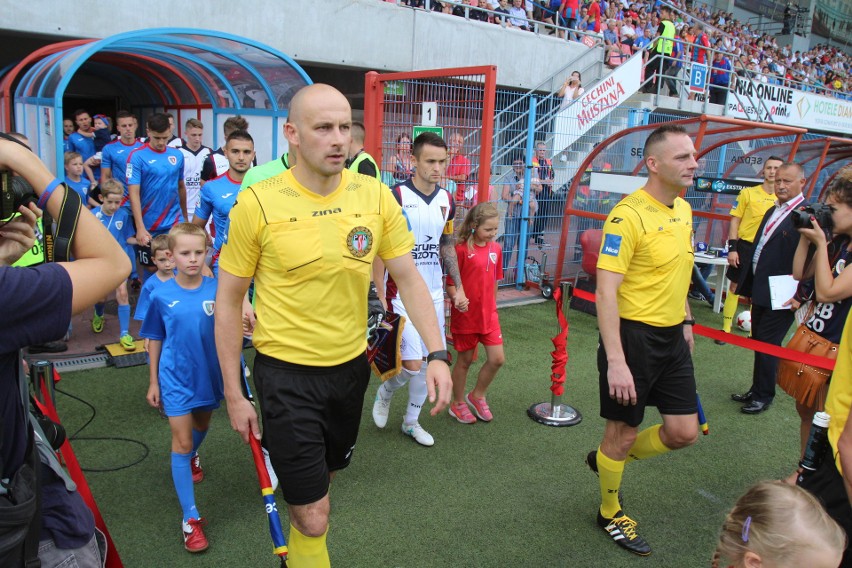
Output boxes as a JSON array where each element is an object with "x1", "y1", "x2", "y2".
[{"x1": 527, "y1": 281, "x2": 582, "y2": 427}]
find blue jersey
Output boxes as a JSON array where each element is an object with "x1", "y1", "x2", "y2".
[
  {"x1": 134, "y1": 273, "x2": 173, "y2": 322},
  {"x1": 64, "y1": 177, "x2": 89, "y2": 202},
  {"x1": 92, "y1": 206, "x2": 133, "y2": 246},
  {"x1": 66, "y1": 132, "x2": 95, "y2": 162},
  {"x1": 101, "y1": 138, "x2": 143, "y2": 190},
  {"x1": 127, "y1": 144, "x2": 185, "y2": 232},
  {"x1": 195, "y1": 172, "x2": 240, "y2": 253},
  {"x1": 139, "y1": 277, "x2": 223, "y2": 416}
]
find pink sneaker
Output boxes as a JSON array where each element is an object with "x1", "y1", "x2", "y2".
[
  {"x1": 466, "y1": 393, "x2": 493, "y2": 422},
  {"x1": 448, "y1": 401, "x2": 476, "y2": 424}
]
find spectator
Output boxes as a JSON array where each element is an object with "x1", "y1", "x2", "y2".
[
  {"x1": 557, "y1": 70, "x2": 584, "y2": 109},
  {"x1": 388, "y1": 133, "x2": 415, "y2": 183},
  {"x1": 529, "y1": 141, "x2": 555, "y2": 247},
  {"x1": 559, "y1": 0, "x2": 580, "y2": 38},
  {"x1": 447, "y1": 132, "x2": 473, "y2": 205},
  {"x1": 604, "y1": 20, "x2": 624, "y2": 68},
  {"x1": 507, "y1": 0, "x2": 530, "y2": 30},
  {"x1": 587, "y1": 0, "x2": 602, "y2": 33},
  {"x1": 709, "y1": 50, "x2": 733, "y2": 104},
  {"x1": 494, "y1": 0, "x2": 511, "y2": 23},
  {"x1": 472, "y1": 0, "x2": 492, "y2": 21},
  {"x1": 501, "y1": 159, "x2": 539, "y2": 275}
]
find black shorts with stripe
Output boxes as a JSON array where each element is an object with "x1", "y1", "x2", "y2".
[
  {"x1": 598, "y1": 319, "x2": 697, "y2": 427},
  {"x1": 253, "y1": 352, "x2": 370, "y2": 506}
]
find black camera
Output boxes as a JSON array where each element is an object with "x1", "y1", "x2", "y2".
[
  {"x1": 791, "y1": 203, "x2": 833, "y2": 231},
  {"x1": 1, "y1": 170, "x2": 38, "y2": 221}
]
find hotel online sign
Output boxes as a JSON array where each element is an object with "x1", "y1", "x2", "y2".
[{"x1": 726, "y1": 78, "x2": 852, "y2": 135}]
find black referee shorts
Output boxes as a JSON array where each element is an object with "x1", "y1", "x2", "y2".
[
  {"x1": 598, "y1": 319, "x2": 697, "y2": 428},
  {"x1": 725, "y1": 239, "x2": 753, "y2": 286},
  {"x1": 253, "y1": 352, "x2": 370, "y2": 506}
]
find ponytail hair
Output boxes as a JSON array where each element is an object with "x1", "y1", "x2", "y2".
[
  {"x1": 712, "y1": 481, "x2": 845, "y2": 568},
  {"x1": 457, "y1": 202, "x2": 499, "y2": 251}
]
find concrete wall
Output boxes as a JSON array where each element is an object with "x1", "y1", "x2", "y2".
[{"x1": 2, "y1": 0, "x2": 591, "y2": 90}]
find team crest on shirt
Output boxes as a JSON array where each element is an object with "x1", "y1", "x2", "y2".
[
  {"x1": 168, "y1": 155, "x2": 177, "y2": 165},
  {"x1": 489, "y1": 252, "x2": 498, "y2": 265},
  {"x1": 440, "y1": 206, "x2": 448, "y2": 220},
  {"x1": 836, "y1": 259, "x2": 847, "y2": 274},
  {"x1": 202, "y1": 301, "x2": 215, "y2": 316},
  {"x1": 347, "y1": 226, "x2": 373, "y2": 258},
  {"x1": 115, "y1": 221, "x2": 123, "y2": 230}
]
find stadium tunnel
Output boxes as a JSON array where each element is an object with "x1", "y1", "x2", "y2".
[
  {"x1": 554, "y1": 115, "x2": 852, "y2": 284},
  {"x1": 0, "y1": 28, "x2": 313, "y2": 175}
]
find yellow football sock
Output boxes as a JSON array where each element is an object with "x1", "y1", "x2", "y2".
[
  {"x1": 288, "y1": 524, "x2": 330, "y2": 568},
  {"x1": 597, "y1": 447, "x2": 625, "y2": 519},
  {"x1": 722, "y1": 292, "x2": 739, "y2": 333},
  {"x1": 626, "y1": 424, "x2": 671, "y2": 463}
]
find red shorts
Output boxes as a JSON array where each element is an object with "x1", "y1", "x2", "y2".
[{"x1": 452, "y1": 327, "x2": 503, "y2": 352}]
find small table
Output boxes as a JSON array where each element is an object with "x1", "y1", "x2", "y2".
[{"x1": 694, "y1": 253, "x2": 729, "y2": 313}]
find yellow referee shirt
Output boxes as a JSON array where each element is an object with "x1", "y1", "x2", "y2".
[
  {"x1": 826, "y1": 313, "x2": 852, "y2": 475},
  {"x1": 730, "y1": 184, "x2": 775, "y2": 243},
  {"x1": 597, "y1": 189, "x2": 693, "y2": 327},
  {"x1": 219, "y1": 168, "x2": 414, "y2": 366}
]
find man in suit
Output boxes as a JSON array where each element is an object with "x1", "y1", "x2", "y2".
[{"x1": 732, "y1": 162, "x2": 806, "y2": 414}]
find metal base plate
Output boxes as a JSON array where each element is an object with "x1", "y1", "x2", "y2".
[{"x1": 527, "y1": 402, "x2": 582, "y2": 427}]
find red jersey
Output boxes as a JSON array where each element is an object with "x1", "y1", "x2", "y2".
[
  {"x1": 447, "y1": 241, "x2": 503, "y2": 334},
  {"x1": 588, "y1": 1, "x2": 601, "y2": 33}
]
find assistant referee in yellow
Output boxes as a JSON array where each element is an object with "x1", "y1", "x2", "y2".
[{"x1": 587, "y1": 124, "x2": 700, "y2": 556}]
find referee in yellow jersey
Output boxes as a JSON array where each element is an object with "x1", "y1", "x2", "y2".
[
  {"x1": 215, "y1": 84, "x2": 452, "y2": 567},
  {"x1": 719, "y1": 156, "x2": 784, "y2": 344},
  {"x1": 587, "y1": 124, "x2": 699, "y2": 556}
]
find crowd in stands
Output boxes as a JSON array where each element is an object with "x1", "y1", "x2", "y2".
[{"x1": 389, "y1": 0, "x2": 851, "y2": 100}]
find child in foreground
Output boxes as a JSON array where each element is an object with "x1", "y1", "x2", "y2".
[
  {"x1": 713, "y1": 480, "x2": 845, "y2": 568},
  {"x1": 91, "y1": 179, "x2": 136, "y2": 350},
  {"x1": 446, "y1": 202, "x2": 506, "y2": 423},
  {"x1": 140, "y1": 223, "x2": 223, "y2": 553}
]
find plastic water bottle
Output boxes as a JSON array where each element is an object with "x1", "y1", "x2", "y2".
[{"x1": 800, "y1": 412, "x2": 831, "y2": 472}]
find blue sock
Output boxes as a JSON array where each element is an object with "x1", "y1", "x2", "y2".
[
  {"x1": 191, "y1": 428, "x2": 208, "y2": 455},
  {"x1": 118, "y1": 305, "x2": 130, "y2": 336},
  {"x1": 94, "y1": 303, "x2": 105, "y2": 317},
  {"x1": 171, "y1": 451, "x2": 199, "y2": 522}
]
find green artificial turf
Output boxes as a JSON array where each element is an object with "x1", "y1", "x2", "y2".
[{"x1": 52, "y1": 298, "x2": 798, "y2": 567}]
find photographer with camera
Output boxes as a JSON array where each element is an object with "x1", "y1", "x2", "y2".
[
  {"x1": 781, "y1": 174, "x2": 852, "y2": 482},
  {"x1": 733, "y1": 162, "x2": 806, "y2": 415},
  {"x1": 0, "y1": 133, "x2": 130, "y2": 567}
]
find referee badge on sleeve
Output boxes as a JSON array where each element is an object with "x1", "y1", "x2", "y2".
[{"x1": 602, "y1": 233, "x2": 622, "y2": 256}]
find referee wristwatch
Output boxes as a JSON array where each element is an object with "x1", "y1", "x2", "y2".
[
  {"x1": 426, "y1": 350, "x2": 451, "y2": 364},
  {"x1": 683, "y1": 318, "x2": 696, "y2": 326}
]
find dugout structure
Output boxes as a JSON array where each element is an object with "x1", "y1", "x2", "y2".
[
  {"x1": 363, "y1": 65, "x2": 497, "y2": 210},
  {"x1": 0, "y1": 28, "x2": 312, "y2": 175},
  {"x1": 552, "y1": 115, "x2": 852, "y2": 286}
]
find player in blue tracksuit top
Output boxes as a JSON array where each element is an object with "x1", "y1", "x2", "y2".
[
  {"x1": 140, "y1": 223, "x2": 223, "y2": 553},
  {"x1": 191, "y1": 130, "x2": 255, "y2": 276}
]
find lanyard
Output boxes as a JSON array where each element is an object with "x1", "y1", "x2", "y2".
[{"x1": 763, "y1": 194, "x2": 803, "y2": 237}]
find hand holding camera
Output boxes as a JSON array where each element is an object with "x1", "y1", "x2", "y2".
[{"x1": 0, "y1": 201, "x2": 40, "y2": 267}]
